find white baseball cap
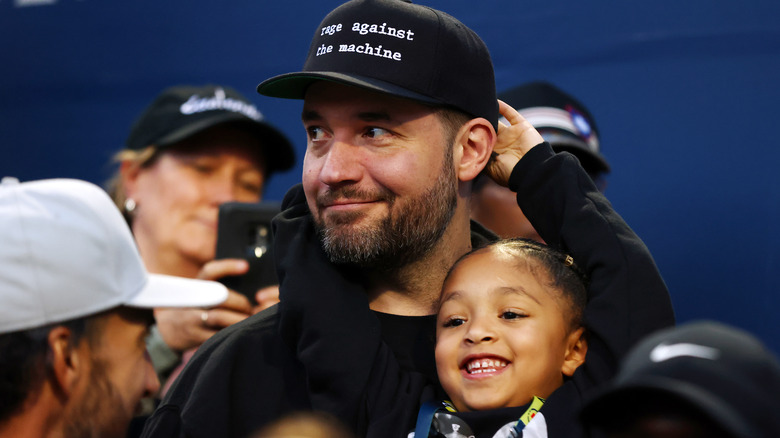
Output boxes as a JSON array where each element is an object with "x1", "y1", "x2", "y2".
[{"x1": 0, "y1": 177, "x2": 228, "y2": 334}]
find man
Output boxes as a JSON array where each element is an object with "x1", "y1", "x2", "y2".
[
  {"x1": 471, "y1": 81, "x2": 610, "y2": 242},
  {"x1": 581, "y1": 321, "x2": 780, "y2": 438},
  {"x1": 141, "y1": 1, "x2": 672, "y2": 437},
  {"x1": 0, "y1": 177, "x2": 228, "y2": 438}
]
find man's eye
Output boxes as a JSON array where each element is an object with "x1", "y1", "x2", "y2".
[
  {"x1": 307, "y1": 126, "x2": 328, "y2": 141},
  {"x1": 364, "y1": 127, "x2": 390, "y2": 138}
]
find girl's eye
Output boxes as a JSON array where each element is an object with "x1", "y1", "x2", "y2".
[
  {"x1": 501, "y1": 311, "x2": 526, "y2": 320},
  {"x1": 442, "y1": 317, "x2": 465, "y2": 328}
]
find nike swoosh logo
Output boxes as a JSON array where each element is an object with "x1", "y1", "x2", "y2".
[{"x1": 649, "y1": 343, "x2": 720, "y2": 363}]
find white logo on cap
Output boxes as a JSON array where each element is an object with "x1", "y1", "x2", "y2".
[
  {"x1": 649, "y1": 342, "x2": 720, "y2": 363},
  {"x1": 179, "y1": 87, "x2": 263, "y2": 121},
  {"x1": 315, "y1": 20, "x2": 414, "y2": 62}
]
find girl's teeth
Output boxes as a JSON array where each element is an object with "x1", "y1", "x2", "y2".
[{"x1": 467, "y1": 359, "x2": 506, "y2": 373}]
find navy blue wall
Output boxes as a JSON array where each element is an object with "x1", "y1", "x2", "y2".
[{"x1": 2, "y1": 1, "x2": 778, "y2": 353}]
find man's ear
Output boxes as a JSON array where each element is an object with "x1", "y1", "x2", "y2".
[
  {"x1": 47, "y1": 326, "x2": 88, "y2": 399},
  {"x1": 561, "y1": 327, "x2": 588, "y2": 377},
  {"x1": 453, "y1": 118, "x2": 496, "y2": 182}
]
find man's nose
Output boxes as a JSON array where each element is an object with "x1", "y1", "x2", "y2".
[{"x1": 318, "y1": 140, "x2": 363, "y2": 186}]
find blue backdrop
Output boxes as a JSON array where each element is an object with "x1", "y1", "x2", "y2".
[{"x1": 2, "y1": 0, "x2": 778, "y2": 353}]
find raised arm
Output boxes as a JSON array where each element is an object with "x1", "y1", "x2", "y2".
[{"x1": 489, "y1": 101, "x2": 675, "y2": 386}]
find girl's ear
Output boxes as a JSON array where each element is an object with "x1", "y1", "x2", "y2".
[
  {"x1": 452, "y1": 118, "x2": 496, "y2": 183},
  {"x1": 561, "y1": 327, "x2": 588, "y2": 377}
]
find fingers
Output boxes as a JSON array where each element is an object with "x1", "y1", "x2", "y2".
[
  {"x1": 197, "y1": 258, "x2": 249, "y2": 281},
  {"x1": 189, "y1": 318, "x2": 219, "y2": 342},
  {"x1": 200, "y1": 307, "x2": 250, "y2": 329},
  {"x1": 154, "y1": 308, "x2": 218, "y2": 351},
  {"x1": 497, "y1": 99, "x2": 523, "y2": 126},
  {"x1": 218, "y1": 290, "x2": 254, "y2": 314},
  {"x1": 198, "y1": 260, "x2": 253, "y2": 313},
  {"x1": 486, "y1": 98, "x2": 546, "y2": 187},
  {"x1": 494, "y1": 100, "x2": 544, "y2": 153},
  {"x1": 254, "y1": 285, "x2": 280, "y2": 314},
  {"x1": 154, "y1": 293, "x2": 252, "y2": 352},
  {"x1": 154, "y1": 261, "x2": 260, "y2": 353}
]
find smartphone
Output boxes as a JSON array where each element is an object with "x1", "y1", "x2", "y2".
[{"x1": 215, "y1": 201, "x2": 280, "y2": 302}]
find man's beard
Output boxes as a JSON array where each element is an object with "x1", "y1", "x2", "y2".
[
  {"x1": 63, "y1": 358, "x2": 133, "y2": 438},
  {"x1": 314, "y1": 151, "x2": 458, "y2": 271}
]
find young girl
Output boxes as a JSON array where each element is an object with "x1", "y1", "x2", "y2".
[
  {"x1": 431, "y1": 238, "x2": 588, "y2": 434},
  {"x1": 273, "y1": 102, "x2": 673, "y2": 437}
]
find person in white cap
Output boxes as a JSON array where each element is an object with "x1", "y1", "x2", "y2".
[{"x1": 0, "y1": 177, "x2": 227, "y2": 438}]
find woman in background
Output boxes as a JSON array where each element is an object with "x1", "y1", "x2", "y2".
[{"x1": 108, "y1": 84, "x2": 295, "y2": 394}]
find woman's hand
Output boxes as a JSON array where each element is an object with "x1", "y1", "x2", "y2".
[
  {"x1": 154, "y1": 259, "x2": 254, "y2": 352},
  {"x1": 254, "y1": 285, "x2": 280, "y2": 314}
]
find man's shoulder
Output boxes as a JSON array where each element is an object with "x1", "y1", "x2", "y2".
[
  {"x1": 145, "y1": 305, "x2": 308, "y2": 438},
  {"x1": 174, "y1": 304, "x2": 288, "y2": 382},
  {"x1": 163, "y1": 305, "x2": 284, "y2": 398},
  {"x1": 205, "y1": 304, "x2": 282, "y2": 350}
]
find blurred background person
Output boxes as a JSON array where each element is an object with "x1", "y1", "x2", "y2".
[
  {"x1": 580, "y1": 320, "x2": 780, "y2": 438},
  {"x1": 251, "y1": 412, "x2": 355, "y2": 438},
  {"x1": 471, "y1": 81, "x2": 610, "y2": 242},
  {"x1": 0, "y1": 177, "x2": 228, "y2": 438},
  {"x1": 106, "y1": 84, "x2": 295, "y2": 393}
]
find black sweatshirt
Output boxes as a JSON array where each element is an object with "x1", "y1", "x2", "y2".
[
  {"x1": 272, "y1": 142, "x2": 675, "y2": 438},
  {"x1": 140, "y1": 143, "x2": 674, "y2": 438}
]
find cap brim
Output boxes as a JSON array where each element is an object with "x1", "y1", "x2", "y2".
[
  {"x1": 127, "y1": 273, "x2": 228, "y2": 308},
  {"x1": 581, "y1": 377, "x2": 748, "y2": 437},
  {"x1": 257, "y1": 71, "x2": 442, "y2": 106},
  {"x1": 156, "y1": 113, "x2": 296, "y2": 174}
]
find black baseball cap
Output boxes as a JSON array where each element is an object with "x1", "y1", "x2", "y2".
[
  {"x1": 257, "y1": 0, "x2": 499, "y2": 130},
  {"x1": 125, "y1": 85, "x2": 295, "y2": 174},
  {"x1": 499, "y1": 81, "x2": 609, "y2": 175},
  {"x1": 581, "y1": 321, "x2": 780, "y2": 438}
]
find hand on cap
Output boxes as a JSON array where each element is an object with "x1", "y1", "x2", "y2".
[
  {"x1": 484, "y1": 100, "x2": 545, "y2": 187},
  {"x1": 155, "y1": 259, "x2": 254, "y2": 352}
]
